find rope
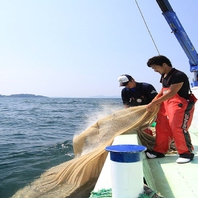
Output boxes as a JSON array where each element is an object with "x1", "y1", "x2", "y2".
[{"x1": 135, "y1": 0, "x2": 160, "y2": 55}]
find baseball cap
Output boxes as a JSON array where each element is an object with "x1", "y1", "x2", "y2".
[{"x1": 118, "y1": 74, "x2": 133, "y2": 86}]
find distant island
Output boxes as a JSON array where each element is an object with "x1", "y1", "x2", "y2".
[
  {"x1": 0, "y1": 94, "x2": 120, "y2": 98},
  {"x1": 0, "y1": 94, "x2": 48, "y2": 98}
]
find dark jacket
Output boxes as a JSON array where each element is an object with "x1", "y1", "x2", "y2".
[{"x1": 121, "y1": 82, "x2": 157, "y2": 107}]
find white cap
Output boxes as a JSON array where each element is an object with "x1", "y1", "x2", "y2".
[{"x1": 118, "y1": 74, "x2": 133, "y2": 86}]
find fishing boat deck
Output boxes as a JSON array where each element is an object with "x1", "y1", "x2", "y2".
[
  {"x1": 144, "y1": 131, "x2": 198, "y2": 198},
  {"x1": 91, "y1": 132, "x2": 198, "y2": 198}
]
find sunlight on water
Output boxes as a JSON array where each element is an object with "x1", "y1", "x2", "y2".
[{"x1": 80, "y1": 105, "x2": 123, "y2": 135}]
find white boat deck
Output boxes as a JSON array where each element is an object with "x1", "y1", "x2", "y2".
[
  {"x1": 91, "y1": 132, "x2": 198, "y2": 198},
  {"x1": 144, "y1": 131, "x2": 198, "y2": 198}
]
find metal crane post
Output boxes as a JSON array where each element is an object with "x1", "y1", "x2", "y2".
[{"x1": 156, "y1": 0, "x2": 198, "y2": 87}]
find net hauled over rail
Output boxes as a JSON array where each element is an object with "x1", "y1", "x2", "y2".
[{"x1": 12, "y1": 105, "x2": 159, "y2": 198}]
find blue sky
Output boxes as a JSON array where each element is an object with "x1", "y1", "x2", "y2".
[{"x1": 1, "y1": 0, "x2": 198, "y2": 97}]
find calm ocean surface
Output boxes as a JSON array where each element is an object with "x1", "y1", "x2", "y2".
[{"x1": 0, "y1": 97, "x2": 123, "y2": 198}]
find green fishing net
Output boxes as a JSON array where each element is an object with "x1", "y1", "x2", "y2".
[{"x1": 90, "y1": 185, "x2": 163, "y2": 198}]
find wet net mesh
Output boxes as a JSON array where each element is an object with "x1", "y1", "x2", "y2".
[{"x1": 12, "y1": 105, "x2": 159, "y2": 198}]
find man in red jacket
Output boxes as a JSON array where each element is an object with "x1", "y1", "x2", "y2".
[{"x1": 146, "y1": 55, "x2": 196, "y2": 164}]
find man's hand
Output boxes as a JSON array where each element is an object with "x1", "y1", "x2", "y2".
[{"x1": 146, "y1": 101, "x2": 157, "y2": 112}]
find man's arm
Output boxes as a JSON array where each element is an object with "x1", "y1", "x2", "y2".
[
  {"x1": 147, "y1": 82, "x2": 183, "y2": 112},
  {"x1": 152, "y1": 89, "x2": 163, "y2": 101},
  {"x1": 121, "y1": 89, "x2": 130, "y2": 108},
  {"x1": 124, "y1": 104, "x2": 130, "y2": 108}
]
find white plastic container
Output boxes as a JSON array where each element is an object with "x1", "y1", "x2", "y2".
[{"x1": 106, "y1": 144, "x2": 147, "y2": 198}]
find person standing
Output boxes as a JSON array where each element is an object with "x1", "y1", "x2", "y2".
[
  {"x1": 118, "y1": 74, "x2": 158, "y2": 108},
  {"x1": 146, "y1": 55, "x2": 196, "y2": 164}
]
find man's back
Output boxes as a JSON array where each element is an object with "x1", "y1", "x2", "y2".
[{"x1": 121, "y1": 82, "x2": 157, "y2": 107}]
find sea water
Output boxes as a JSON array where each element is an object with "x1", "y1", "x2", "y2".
[{"x1": 0, "y1": 97, "x2": 122, "y2": 198}]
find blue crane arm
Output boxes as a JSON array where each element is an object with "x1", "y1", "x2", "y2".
[{"x1": 156, "y1": 0, "x2": 198, "y2": 87}]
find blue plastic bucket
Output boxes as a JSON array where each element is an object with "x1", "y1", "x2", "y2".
[{"x1": 106, "y1": 144, "x2": 147, "y2": 163}]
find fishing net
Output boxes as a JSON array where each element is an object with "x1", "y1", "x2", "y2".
[
  {"x1": 90, "y1": 185, "x2": 164, "y2": 198},
  {"x1": 12, "y1": 105, "x2": 159, "y2": 198}
]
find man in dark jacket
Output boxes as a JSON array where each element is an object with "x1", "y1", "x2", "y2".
[{"x1": 118, "y1": 74, "x2": 158, "y2": 108}]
